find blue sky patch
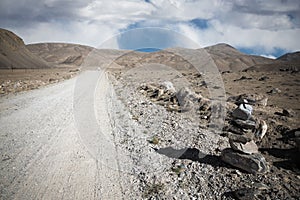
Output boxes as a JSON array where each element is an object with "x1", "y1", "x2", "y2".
[
  {"x1": 189, "y1": 18, "x2": 209, "y2": 29},
  {"x1": 135, "y1": 48, "x2": 161, "y2": 52},
  {"x1": 238, "y1": 47, "x2": 287, "y2": 58}
]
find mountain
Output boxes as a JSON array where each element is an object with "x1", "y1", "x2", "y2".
[
  {"x1": 26, "y1": 43, "x2": 94, "y2": 67},
  {"x1": 246, "y1": 52, "x2": 300, "y2": 72},
  {"x1": 204, "y1": 43, "x2": 273, "y2": 72},
  {"x1": 277, "y1": 52, "x2": 300, "y2": 62},
  {"x1": 27, "y1": 43, "x2": 130, "y2": 68},
  {"x1": 0, "y1": 28, "x2": 49, "y2": 69},
  {"x1": 1, "y1": 28, "x2": 299, "y2": 72}
]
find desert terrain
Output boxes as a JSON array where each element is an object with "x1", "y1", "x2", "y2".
[{"x1": 0, "y1": 28, "x2": 299, "y2": 199}]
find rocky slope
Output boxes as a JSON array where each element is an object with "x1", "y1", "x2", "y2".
[
  {"x1": 0, "y1": 28, "x2": 49, "y2": 69},
  {"x1": 246, "y1": 52, "x2": 300, "y2": 72},
  {"x1": 204, "y1": 43, "x2": 274, "y2": 72},
  {"x1": 26, "y1": 43, "x2": 94, "y2": 67},
  {"x1": 108, "y1": 65, "x2": 300, "y2": 199}
]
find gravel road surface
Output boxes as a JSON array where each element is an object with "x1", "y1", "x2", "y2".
[{"x1": 0, "y1": 70, "x2": 124, "y2": 199}]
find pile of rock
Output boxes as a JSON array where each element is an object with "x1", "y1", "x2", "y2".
[
  {"x1": 221, "y1": 100, "x2": 269, "y2": 174},
  {"x1": 139, "y1": 82, "x2": 210, "y2": 113}
]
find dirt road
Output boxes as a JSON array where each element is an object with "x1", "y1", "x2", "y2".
[{"x1": 0, "y1": 70, "x2": 124, "y2": 199}]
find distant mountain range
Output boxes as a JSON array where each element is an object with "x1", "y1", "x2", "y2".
[{"x1": 0, "y1": 28, "x2": 299, "y2": 72}]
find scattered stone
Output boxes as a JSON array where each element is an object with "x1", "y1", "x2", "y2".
[
  {"x1": 234, "y1": 76, "x2": 252, "y2": 82},
  {"x1": 149, "y1": 136, "x2": 159, "y2": 145},
  {"x1": 176, "y1": 87, "x2": 201, "y2": 102},
  {"x1": 258, "y1": 76, "x2": 269, "y2": 81},
  {"x1": 49, "y1": 78, "x2": 56, "y2": 82},
  {"x1": 229, "y1": 139, "x2": 258, "y2": 154},
  {"x1": 267, "y1": 88, "x2": 281, "y2": 94},
  {"x1": 256, "y1": 97, "x2": 268, "y2": 107},
  {"x1": 281, "y1": 128, "x2": 300, "y2": 148},
  {"x1": 231, "y1": 187, "x2": 258, "y2": 200},
  {"x1": 69, "y1": 68, "x2": 80, "y2": 73},
  {"x1": 232, "y1": 103, "x2": 253, "y2": 120},
  {"x1": 276, "y1": 124, "x2": 290, "y2": 134},
  {"x1": 172, "y1": 164, "x2": 186, "y2": 175},
  {"x1": 161, "y1": 81, "x2": 176, "y2": 93},
  {"x1": 176, "y1": 88, "x2": 195, "y2": 112},
  {"x1": 275, "y1": 108, "x2": 295, "y2": 118},
  {"x1": 230, "y1": 184, "x2": 268, "y2": 200},
  {"x1": 282, "y1": 109, "x2": 295, "y2": 117},
  {"x1": 227, "y1": 94, "x2": 268, "y2": 107},
  {"x1": 221, "y1": 148, "x2": 268, "y2": 174},
  {"x1": 253, "y1": 182, "x2": 269, "y2": 191},
  {"x1": 139, "y1": 82, "x2": 178, "y2": 109}
]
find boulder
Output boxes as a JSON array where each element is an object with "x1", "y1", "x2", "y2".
[
  {"x1": 232, "y1": 103, "x2": 253, "y2": 120},
  {"x1": 229, "y1": 139, "x2": 258, "y2": 154},
  {"x1": 221, "y1": 148, "x2": 268, "y2": 174}
]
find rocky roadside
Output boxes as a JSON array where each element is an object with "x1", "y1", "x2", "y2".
[
  {"x1": 0, "y1": 68, "x2": 79, "y2": 95},
  {"x1": 107, "y1": 71, "x2": 300, "y2": 199}
]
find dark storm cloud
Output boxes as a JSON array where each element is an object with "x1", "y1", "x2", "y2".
[{"x1": 0, "y1": 0, "x2": 92, "y2": 26}]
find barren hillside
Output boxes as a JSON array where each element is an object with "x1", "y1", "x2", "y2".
[
  {"x1": 27, "y1": 43, "x2": 94, "y2": 67},
  {"x1": 0, "y1": 29, "x2": 49, "y2": 69},
  {"x1": 204, "y1": 43, "x2": 274, "y2": 72}
]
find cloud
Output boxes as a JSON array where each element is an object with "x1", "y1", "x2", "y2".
[
  {"x1": 260, "y1": 54, "x2": 276, "y2": 59},
  {"x1": 0, "y1": 0, "x2": 299, "y2": 56},
  {"x1": 176, "y1": 21, "x2": 300, "y2": 53}
]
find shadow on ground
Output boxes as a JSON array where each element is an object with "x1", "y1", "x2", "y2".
[
  {"x1": 154, "y1": 147, "x2": 228, "y2": 168},
  {"x1": 260, "y1": 147, "x2": 300, "y2": 172}
]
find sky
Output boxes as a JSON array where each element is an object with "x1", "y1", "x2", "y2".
[{"x1": 0, "y1": 0, "x2": 300, "y2": 58}]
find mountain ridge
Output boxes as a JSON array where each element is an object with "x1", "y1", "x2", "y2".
[{"x1": 0, "y1": 28, "x2": 299, "y2": 71}]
